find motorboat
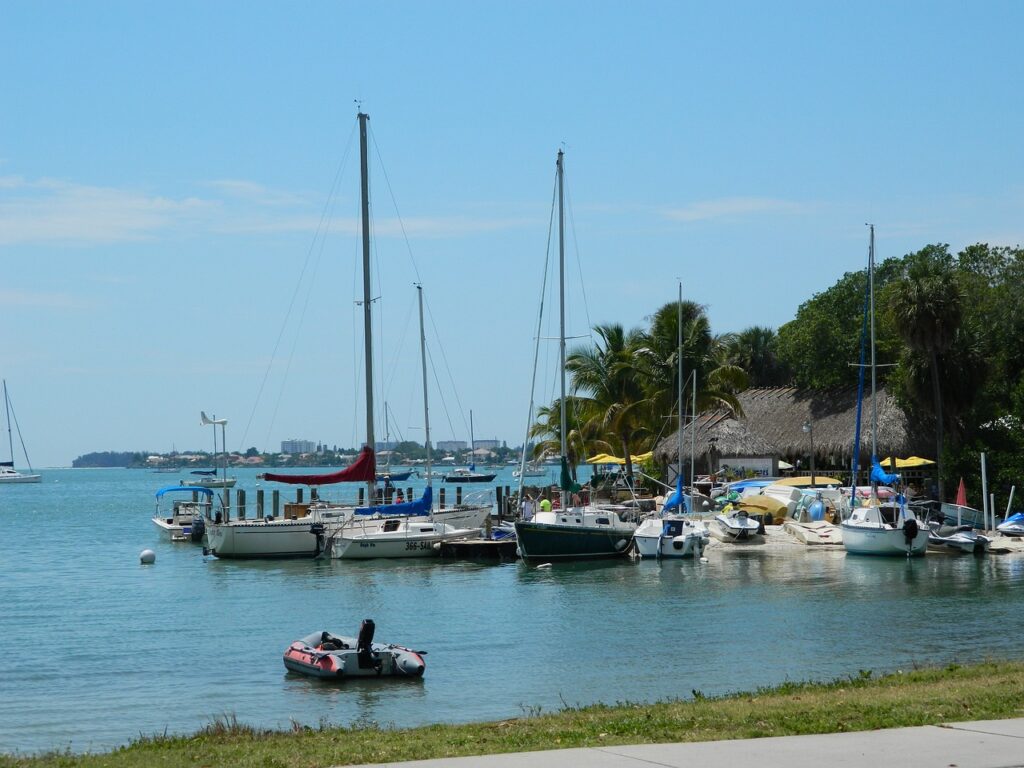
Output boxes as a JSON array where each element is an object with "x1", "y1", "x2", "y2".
[
  {"x1": 151, "y1": 486, "x2": 212, "y2": 542},
  {"x1": 443, "y1": 467, "x2": 496, "y2": 483},
  {"x1": 376, "y1": 469, "x2": 415, "y2": 482},
  {"x1": 513, "y1": 464, "x2": 548, "y2": 479},
  {"x1": 709, "y1": 506, "x2": 762, "y2": 542},
  {"x1": 330, "y1": 515, "x2": 480, "y2": 559},
  {"x1": 927, "y1": 521, "x2": 991, "y2": 554},
  {"x1": 283, "y1": 620, "x2": 425, "y2": 679},
  {"x1": 842, "y1": 502, "x2": 928, "y2": 556},
  {"x1": 634, "y1": 515, "x2": 708, "y2": 559}
]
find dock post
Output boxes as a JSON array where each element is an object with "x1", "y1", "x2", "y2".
[
  {"x1": 407, "y1": 486, "x2": 413, "y2": 502},
  {"x1": 440, "y1": 488, "x2": 446, "y2": 509},
  {"x1": 456, "y1": 487, "x2": 462, "y2": 505},
  {"x1": 272, "y1": 489, "x2": 280, "y2": 518},
  {"x1": 495, "y1": 486, "x2": 503, "y2": 521},
  {"x1": 376, "y1": 488, "x2": 384, "y2": 505},
  {"x1": 296, "y1": 488, "x2": 304, "y2": 504},
  {"x1": 238, "y1": 489, "x2": 246, "y2": 520},
  {"x1": 359, "y1": 488, "x2": 365, "y2": 506},
  {"x1": 192, "y1": 491, "x2": 199, "y2": 503},
  {"x1": 256, "y1": 489, "x2": 264, "y2": 519}
]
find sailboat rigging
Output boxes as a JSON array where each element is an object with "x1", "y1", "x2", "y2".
[
  {"x1": 513, "y1": 150, "x2": 637, "y2": 561},
  {"x1": 0, "y1": 380, "x2": 41, "y2": 484},
  {"x1": 841, "y1": 225, "x2": 928, "y2": 557}
]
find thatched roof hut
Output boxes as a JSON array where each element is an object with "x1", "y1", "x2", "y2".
[{"x1": 654, "y1": 386, "x2": 931, "y2": 473}]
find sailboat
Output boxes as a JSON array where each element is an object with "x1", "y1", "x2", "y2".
[
  {"x1": 444, "y1": 411, "x2": 496, "y2": 483},
  {"x1": 331, "y1": 286, "x2": 481, "y2": 559},
  {"x1": 841, "y1": 226, "x2": 928, "y2": 557},
  {"x1": 634, "y1": 283, "x2": 709, "y2": 559},
  {"x1": 513, "y1": 151, "x2": 637, "y2": 561},
  {"x1": 0, "y1": 380, "x2": 41, "y2": 484}
]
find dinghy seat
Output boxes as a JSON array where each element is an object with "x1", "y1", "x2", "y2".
[{"x1": 357, "y1": 619, "x2": 382, "y2": 671}]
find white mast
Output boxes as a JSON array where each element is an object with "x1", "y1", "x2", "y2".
[
  {"x1": 358, "y1": 112, "x2": 377, "y2": 503},
  {"x1": 677, "y1": 282, "x2": 684, "y2": 489},
  {"x1": 557, "y1": 149, "x2": 567, "y2": 511},
  {"x1": 869, "y1": 224, "x2": 877, "y2": 462},
  {"x1": 417, "y1": 284, "x2": 432, "y2": 491},
  {"x1": 3, "y1": 380, "x2": 12, "y2": 466}
]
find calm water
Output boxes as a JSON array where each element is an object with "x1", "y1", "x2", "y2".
[{"x1": 3, "y1": 467, "x2": 1024, "y2": 754}]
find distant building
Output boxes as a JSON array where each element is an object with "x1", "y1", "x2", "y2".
[
  {"x1": 375, "y1": 440, "x2": 399, "y2": 451},
  {"x1": 281, "y1": 439, "x2": 316, "y2": 454},
  {"x1": 436, "y1": 440, "x2": 467, "y2": 452},
  {"x1": 473, "y1": 439, "x2": 501, "y2": 450}
]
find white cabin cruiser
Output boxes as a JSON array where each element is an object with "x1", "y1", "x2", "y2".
[{"x1": 330, "y1": 516, "x2": 479, "y2": 559}]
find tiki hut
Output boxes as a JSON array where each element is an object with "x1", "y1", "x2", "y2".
[{"x1": 654, "y1": 386, "x2": 932, "y2": 480}]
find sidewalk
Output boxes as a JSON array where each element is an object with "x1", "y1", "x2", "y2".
[{"x1": 346, "y1": 718, "x2": 1024, "y2": 768}]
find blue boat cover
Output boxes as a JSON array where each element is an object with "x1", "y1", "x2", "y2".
[
  {"x1": 870, "y1": 456, "x2": 900, "y2": 486},
  {"x1": 155, "y1": 485, "x2": 214, "y2": 499},
  {"x1": 355, "y1": 485, "x2": 432, "y2": 517},
  {"x1": 663, "y1": 476, "x2": 688, "y2": 513}
]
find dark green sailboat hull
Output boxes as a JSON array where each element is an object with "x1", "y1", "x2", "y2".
[{"x1": 514, "y1": 521, "x2": 633, "y2": 561}]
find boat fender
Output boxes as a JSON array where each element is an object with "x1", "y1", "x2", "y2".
[{"x1": 902, "y1": 518, "x2": 919, "y2": 546}]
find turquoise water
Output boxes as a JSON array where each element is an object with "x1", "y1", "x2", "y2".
[{"x1": 3, "y1": 467, "x2": 1024, "y2": 754}]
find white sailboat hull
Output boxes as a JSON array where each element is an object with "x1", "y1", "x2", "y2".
[
  {"x1": 633, "y1": 516, "x2": 708, "y2": 559},
  {"x1": 0, "y1": 471, "x2": 41, "y2": 483},
  {"x1": 331, "y1": 522, "x2": 479, "y2": 559},
  {"x1": 841, "y1": 524, "x2": 928, "y2": 556}
]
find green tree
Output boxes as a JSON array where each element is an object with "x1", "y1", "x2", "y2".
[
  {"x1": 528, "y1": 397, "x2": 609, "y2": 483},
  {"x1": 727, "y1": 326, "x2": 790, "y2": 387},
  {"x1": 887, "y1": 245, "x2": 963, "y2": 502},
  {"x1": 566, "y1": 323, "x2": 650, "y2": 483}
]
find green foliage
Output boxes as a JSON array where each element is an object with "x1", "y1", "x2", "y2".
[{"x1": 727, "y1": 326, "x2": 790, "y2": 387}]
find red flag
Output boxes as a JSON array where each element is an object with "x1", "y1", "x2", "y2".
[{"x1": 955, "y1": 477, "x2": 967, "y2": 506}]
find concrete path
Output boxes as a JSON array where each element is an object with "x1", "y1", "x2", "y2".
[{"x1": 345, "y1": 718, "x2": 1024, "y2": 768}]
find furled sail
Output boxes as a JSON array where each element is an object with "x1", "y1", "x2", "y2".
[{"x1": 260, "y1": 446, "x2": 376, "y2": 485}]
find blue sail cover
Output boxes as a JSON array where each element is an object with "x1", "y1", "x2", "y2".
[
  {"x1": 870, "y1": 457, "x2": 900, "y2": 486},
  {"x1": 155, "y1": 485, "x2": 214, "y2": 499},
  {"x1": 659, "y1": 475, "x2": 684, "y2": 512},
  {"x1": 355, "y1": 485, "x2": 432, "y2": 517}
]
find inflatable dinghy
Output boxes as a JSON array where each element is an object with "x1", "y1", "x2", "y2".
[{"x1": 283, "y1": 619, "x2": 425, "y2": 679}]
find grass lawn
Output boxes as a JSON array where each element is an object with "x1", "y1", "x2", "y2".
[{"x1": 4, "y1": 661, "x2": 1023, "y2": 768}]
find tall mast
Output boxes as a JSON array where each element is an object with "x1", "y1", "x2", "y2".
[
  {"x1": 869, "y1": 224, "x2": 877, "y2": 462},
  {"x1": 690, "y1": 370, "x2": 697, "y2": 492},
  {"x1": 677, "y1": 283, "x2": 684, "y2": 488},
  {"x1": 469, "y1": 410, "x2": 475, "y2": 469},
  {"x1": 557, "y1": 149, "x2": 567, "y2": 511},
  {"x1": 3, "y1": 380, "x2": 12, "y2": 464},
  {"x1": 417, "y1": 285, "x2": 432, "y2": 488},
  {"x1": 358, "y1": 112, "x2": 377, "y2": 501}
]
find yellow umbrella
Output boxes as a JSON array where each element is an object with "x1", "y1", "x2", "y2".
[
  {"x1": 883, "y1": 456, "x2": 935, "y2": 469},
  {"x1": 585, "y1": 451, "x2": 653, "y2": 465},
  {"x1": 774, "y1": 475, "x2": 843, "y2": 487}
]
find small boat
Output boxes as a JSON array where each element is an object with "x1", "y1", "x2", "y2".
[
  {"x1": 997, "y1": 512, "x2": 1024, "y2": 537},
  {"x1": 634, "y1": 515, "x2": 708, "y2": 558},
  {"x1": 0, "y1": 380, "x2": 41, "y2": 484},
  {"x1": 842, "y1": 502, "x2": 928, "y2": 556},
  {"x1": 152, "y1": 486, "x2": 212, "y2": 542},
  {"x1": 283, "y1": 620, "x2": 425, "y2": 679},
  {"x1": 443, "y1": 467, "x2": 496, "y2": 483},
  {"x1": 513, "y1": 465, "x2": 548, "y2": 479},
  {"x1": 709, "y1": 506, "x2": 762, "y2": 542},
  {"x1": 377, "y1": 469, "x2": 415, "y2": 482},
  {"x1": 182, "y1": 470, "x2": 237, "y2": 489},
  {"x1": 927, "y1": 521, "x2": 991, "y2": 554}
]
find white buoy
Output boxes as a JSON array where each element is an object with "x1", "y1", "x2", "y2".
[{"x1": 139, "y1": 549, "x2": 156, "y2": 565}]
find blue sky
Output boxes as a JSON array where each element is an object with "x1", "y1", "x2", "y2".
[{"x1": 2, "y1": 1, "x2": 1022, "y2": 466}]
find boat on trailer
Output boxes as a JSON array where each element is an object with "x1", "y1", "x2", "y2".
[{"x1": 283, "y1": 620, "x2": 425, "y2": 680}]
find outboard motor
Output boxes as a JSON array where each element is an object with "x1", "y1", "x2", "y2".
[
  {"x1": 310, "y1": 523, "x2": 326, "y2": 557},
  {"x1": 902, "y1": 518, "x2": 919, "y2": 547},
  {"x1": 356, "y1": 619, "x2": 381, "y2": 671},
  {"x1": 190, "y1": 516, "x2": 206, "y2": 543}
]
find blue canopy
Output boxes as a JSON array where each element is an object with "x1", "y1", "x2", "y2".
[
  {"x1": 727, "y1": 478, "x2": 774, "y2": 492},
  {"x1": 355, "y1": 485, "x2": 432, "y2": 517},
  {"x1": 155, "y1": 485, "x2": 214, "y2": 499}
]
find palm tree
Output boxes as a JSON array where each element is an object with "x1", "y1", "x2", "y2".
[
  {"x1": 565, "y1": 323, "x2": 650, "y2": 483},
  {"x1": 727, "y1": 326, "x2": 790, "y2": 387},
  {"x1": 527, "y1": 397, "x2": 610, "y2": 483},
  {"x1": 635, "y1": 300, "x2": 748, "y2": 424},
  {"x1": 889, "y1": 246, "x2": 963, "y2": 501}
]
